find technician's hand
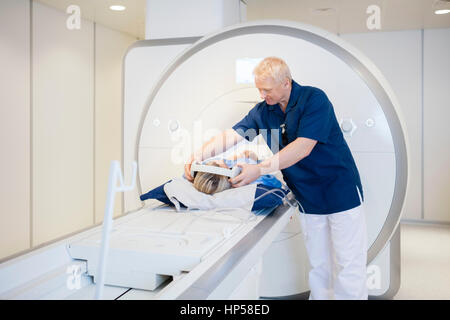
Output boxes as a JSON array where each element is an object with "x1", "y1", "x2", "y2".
[
  {"x1": 229, "y1": 164, "x2": 261, "y2": 188},
  {"x1": 184, "y1": 155, "x2": 197, "y2": 182}
]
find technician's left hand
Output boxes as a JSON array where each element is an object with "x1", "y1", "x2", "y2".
[{"x1": 229, "y1": 164, "x2": 261, "y2": 188}]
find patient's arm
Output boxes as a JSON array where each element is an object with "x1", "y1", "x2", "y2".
[{"x1": 226, "y1": 150, "x2": 259, "y2": 161}]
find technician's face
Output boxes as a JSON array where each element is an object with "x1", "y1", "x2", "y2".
[{"x1": 255, "y1": 76, "x2": 288, "y2": 106}]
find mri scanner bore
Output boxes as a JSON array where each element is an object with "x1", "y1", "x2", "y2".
[{"x1": 131, "y1": 21, "x2": 407, "y2": 299}]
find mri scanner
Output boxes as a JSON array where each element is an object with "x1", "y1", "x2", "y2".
[{"x1": 0, "y1": 21, "x2": 408, "y2": 300}]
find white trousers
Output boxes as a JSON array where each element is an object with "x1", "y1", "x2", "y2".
[{"x1": 298, "y1": 204, "x2": 368, "y2": 300}]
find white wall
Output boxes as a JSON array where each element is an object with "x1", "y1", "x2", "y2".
[
  {"x1": 341, "y1": 30, "x2": 423, "y2": 221},
  {"x1": 0, "y1": 0, "x2": 31, "y2": 259},
  {"x1": 95, "y1": 24, "x2": 136, "y2": 223},
  {"x1": 0, "y1": 1, "x2": 136, "y2": 260},
  {"x1": 423, "y1": 28, "x2": 450, "y2": 222},
  {"x1": 32, "y1": 2, "x2": 95, "y2": 246},
  {"x1": 342, "y1": 29, "x2": 450, "y2": 223}
]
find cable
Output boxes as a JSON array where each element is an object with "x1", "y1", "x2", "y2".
[
  {"x1": 255, "y1": 185, "x2": 305, "y2": 213},
  {"x1": 209, "y1": 185, "x2": 301, "y2": 226},
  {"x1": 279, "y1": 183, "x2": 306, "y2": 214},
  {"x1": 200, "y1": 186, "x2": 307, "y2": 245},
  {"x1": 254, "y1": 185, "x2": 306, "y2": 243}
]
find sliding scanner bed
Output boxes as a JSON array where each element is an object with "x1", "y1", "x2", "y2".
[{"x1": 66, "y1": 208, "x2": 245, "y2": 291}]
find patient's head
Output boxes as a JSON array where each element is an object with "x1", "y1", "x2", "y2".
[{"x1": 193, "y1": 161, "x2": 231, "y2": 195}]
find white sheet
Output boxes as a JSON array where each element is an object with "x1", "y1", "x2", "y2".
[{"x1": 163, "y1": 177, "x2": 256, "y2": 212}]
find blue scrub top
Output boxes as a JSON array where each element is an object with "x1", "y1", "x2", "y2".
[{"x1": 232, "y1": 80, "x2": 363, "y2": 215}]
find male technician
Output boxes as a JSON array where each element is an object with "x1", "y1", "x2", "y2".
[{"x1": 184, "y1": 57, "x2": 368, "y2": 300}]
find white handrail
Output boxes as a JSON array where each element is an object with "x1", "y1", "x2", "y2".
[{"x1": 94, "y1": 160, "x2": 137, "y2": 300}]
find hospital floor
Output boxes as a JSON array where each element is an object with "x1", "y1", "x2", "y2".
[{"x1": 393, "y1": 222, "x2": 450, "y2": 300}]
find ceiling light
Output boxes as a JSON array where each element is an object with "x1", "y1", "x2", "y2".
[
  {"x1": 110, "y1": 5, "x2": 126, "y2": 11},
  {"x1": 433, "y1": 0, "x2": 450, "y2": 14},
  {"x1": 310, "y1": 7, "x2": 337, "y2": 16}
]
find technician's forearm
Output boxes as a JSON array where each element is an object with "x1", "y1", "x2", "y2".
[{"x1": 257, "y1": 138, "x2": 312, "y2": 175}]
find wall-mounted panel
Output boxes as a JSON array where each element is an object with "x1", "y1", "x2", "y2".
[
  {"x1": 94, "y1": 24, "x2": 136, "y2": 223},
  {"x1": 32, "y1": 2, "x2": 94, "y2": 246},
  {"x1": 341, "y1": 30, "x2": 422, "y2": 221},
  {"x1": 0, "y1": 0, "x2": 31, "y2": 260},
  {"x1": 423, "y1": 28, "x2": 450, "y2": 222}
]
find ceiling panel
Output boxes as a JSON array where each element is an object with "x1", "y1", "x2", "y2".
[
  {"x1": 35, "y1": 0, "x2": 145, "y2": 39},
  {"x1": 35, "y1": 0, "x2": 450, "y2": 38},
  {"x1": 246, "y1": 0, "x2": 450, "y2": 34}
]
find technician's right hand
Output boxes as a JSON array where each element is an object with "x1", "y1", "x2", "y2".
[{"x1": 184, "y1": 155, "x2": 196, "y2": 182}]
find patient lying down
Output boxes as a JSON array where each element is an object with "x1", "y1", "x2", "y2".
[
  {"x1": 140, "y1": 150, "x2": 287, "y2": 210},
  {"x1": 192, "y1": 150, "x2": 281, "y2": 194}
]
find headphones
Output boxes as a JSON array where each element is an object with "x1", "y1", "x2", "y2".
[{"x1": 190, "y1": 161, "x2": 241, "y2": 179}]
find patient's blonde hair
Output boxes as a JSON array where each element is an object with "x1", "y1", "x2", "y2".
[
  {"x1": 193, "y1": 162, "x2": 231, "y2": 195},
  {"x1": 253, "y1": 56, "x2": 292, "y2": 84}
]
